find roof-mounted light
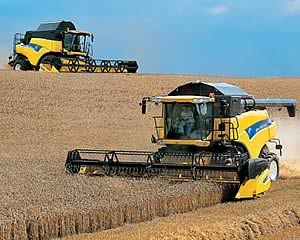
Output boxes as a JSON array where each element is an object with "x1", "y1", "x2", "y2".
[
  {"x1": 151, "y1": 97, "x2": 161, "y2": 103},
  {"x1": 193, "y1": 98, "x2": 209, "y2": 104}
]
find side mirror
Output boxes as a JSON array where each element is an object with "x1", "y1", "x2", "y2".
[
  {"x1": 140, "y1": 99, "x2": 147, "y2": 114},
  {"x1": 275, "y1": 144, "x2": 282, "y2": 150},
  {"x1": 140, "y1": 97, "x2": 150, "y2": 114},
  {"x1": 142, "y1": 103, "x2": 146, "y2": 114},
  {"x1": 276, "y1": 144, "x2": 283, "y2": 156},
  {"x1": 91, "y1": 34, "x2": 94, "y2": 42},
  {"x1": 287, "y1": 105, "x2": 296, "y2": 117},
  {"x1": 88, "y1": 43, "x2": 93, "y2": 57}
]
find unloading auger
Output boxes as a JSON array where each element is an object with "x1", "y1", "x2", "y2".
[{"x1": 65, "y1": 82, "x2": 296, "y2": 199}]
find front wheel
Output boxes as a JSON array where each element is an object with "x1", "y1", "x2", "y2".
[{"x1": 13, "y1": 59, "x2": 27, "y2": 71}]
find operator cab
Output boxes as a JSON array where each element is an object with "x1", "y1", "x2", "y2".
[
  {"x1": 141, "y1": 82, "x2": 296, "y2": 149},
  {"x1": 141, "y1": 82, "x2": 252, "y2": 146},
  {"x1": 63, "y1": 30, "x2": 93, "y2": 56},
  {"x1": 165, "y1": 102, "x2": 213, "y2": 140}
]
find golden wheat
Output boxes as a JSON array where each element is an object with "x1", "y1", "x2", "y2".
[{"x1": 0, "y1": 70, "x2": 299, "y2": 239}]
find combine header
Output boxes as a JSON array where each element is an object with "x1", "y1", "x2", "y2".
[
  {"x1": 8, "y1": 21, "x2": 138, "y2": 73},
  {"x1": 65, "y1": 82, "x2": 296, "y2": 199}
]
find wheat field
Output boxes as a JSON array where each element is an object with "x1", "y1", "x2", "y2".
[{"x1": 0, "y1": 70, "x2": 299, "y2": 239}]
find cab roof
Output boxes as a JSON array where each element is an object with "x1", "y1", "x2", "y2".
[
  {"x1": 37, "y1": 21, "x2": 76, "y2": 31},
  {"x1": 168, "y1": 81, "x2": 252, "y2": 98}
]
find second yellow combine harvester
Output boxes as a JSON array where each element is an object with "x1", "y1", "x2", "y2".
[
  {"x1": 65, "y1": 82, "x2": 296, "y2": 199},
  {"x1": 8, "y1": 21, "x2": 138, "y2": 73}
]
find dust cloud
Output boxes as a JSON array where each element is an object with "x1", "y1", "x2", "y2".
[
  {"x1": 272, "y1": 117, "x2": 300, "y2": 177},
  {"x1": 0, "y1": 46, "x2": 9, "y2": 69}
]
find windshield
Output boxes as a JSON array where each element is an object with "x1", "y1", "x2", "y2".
[
  {"x1": 165, "y1": 102, "x2": 213, "y2": 140},
  {"x1": 63, "y1": 33, "x2": 89, "y2": 53}
]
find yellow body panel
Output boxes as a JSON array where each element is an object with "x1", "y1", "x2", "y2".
[
  {"x1": 16, "y1": 38, "x2": 62, "y2": 66},
  {"x1": 30, "y1": 38, "x2": 62, "y2": 52},
  {"x1": 16, "y1": 44, "x2": 49, "y2": 66},
  {"x1": 236, "y1": 169, "x2": 271, "y2": 199},
  {"x1": 39, "y1": 63, "x2": 59, "y2": 73},
  {"x1": 235, "y1": 110, "x2": 276, "y2": 158}
]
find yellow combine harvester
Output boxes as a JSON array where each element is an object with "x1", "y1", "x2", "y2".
[
  {"x1": 65, "y1": 82, "x2": 296, "y2": 199},
  {"x1": 8, "y1": 21, "x2": 138, "y2": 73}
]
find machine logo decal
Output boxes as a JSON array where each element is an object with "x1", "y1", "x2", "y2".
[
  {"x1": 246, "y1": 119, "x2": 272, "y2": 139},
  {"x1": 27, "y1": 43, "x2": 42, "y2": 52}
]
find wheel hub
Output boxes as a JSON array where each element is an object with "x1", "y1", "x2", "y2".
[
  {"x1": 14, "y1": 63, "x2": 22, "y2": 71},
  {"x1": 269, "y1": 160, "x2": 278, "y2": 181}
]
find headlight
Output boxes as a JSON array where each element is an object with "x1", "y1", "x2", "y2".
[
  {"x1": 151, "y1": 97, "x2": 161, "y2": 103},
  {"x1": 193, "y1": 98, "x2": 208, "y2": 103}
]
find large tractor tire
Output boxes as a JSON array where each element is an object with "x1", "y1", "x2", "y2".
[
  {"x1": 259, "y1": 145, "x2": 280, "y2": 181},
  {"x1": 267, "y1": 153, "x2": 280, "y2": 181},
  {"x1": 13, "y1": 59, "x2": 28, "y2": 71}
]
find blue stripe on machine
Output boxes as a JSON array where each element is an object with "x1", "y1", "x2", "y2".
[
  {"x1": 27, "y1": 43, "x2": 42, "y2": 52},
  {"x1": 245, "y1": 119, "x2": 272, "y2": 139}
]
